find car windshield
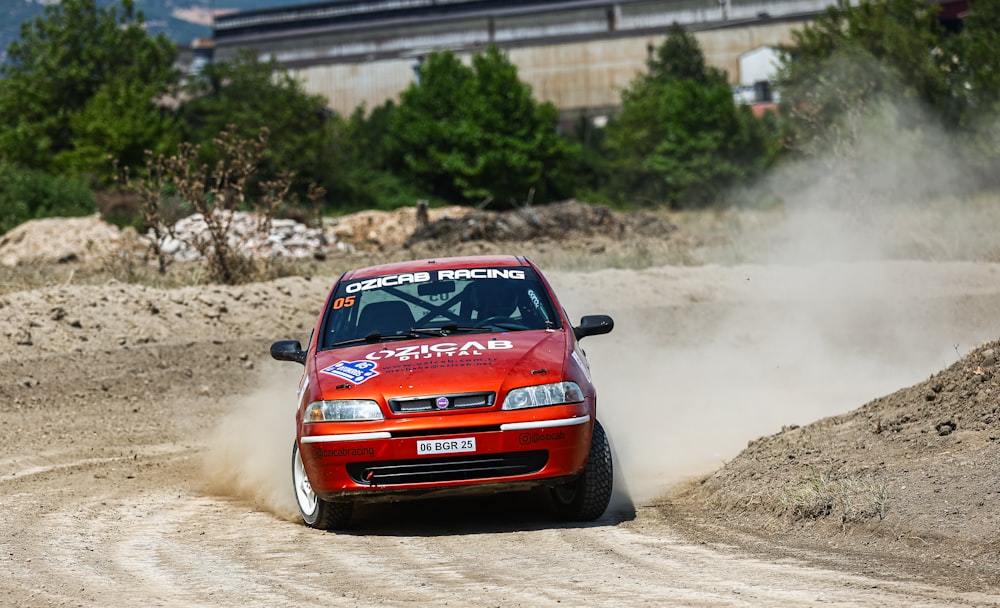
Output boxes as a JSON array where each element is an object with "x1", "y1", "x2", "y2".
[{"x1": 320, "y1": 266, "x2": 561, "y2": 349}]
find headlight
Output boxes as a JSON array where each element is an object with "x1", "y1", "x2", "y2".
[
  {"x1": 501, "y1": 382, "x2": 584, "y2": 410},
  {"x1": 304, "y1": 400, "x2": 384, "y2": 422}
]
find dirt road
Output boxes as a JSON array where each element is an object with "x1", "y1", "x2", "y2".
[{"x1": 2, "y1": 260, "x2": 1000, "y2": 607}]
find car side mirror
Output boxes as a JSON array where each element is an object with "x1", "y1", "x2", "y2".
[
  {"x1": 270, "y1": 340, "x2": 307, "y2": 364},
  {"x1": 573, "y1": 315, "x2": 614, "y2": 340}
]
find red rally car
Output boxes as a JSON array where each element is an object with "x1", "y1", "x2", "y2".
[{"x1": 270, "y1": 255, "x2": 614, "y2": 530}]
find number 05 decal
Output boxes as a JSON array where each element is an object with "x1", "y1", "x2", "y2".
[{"x1": 332, "y1": 295, "x2": 356, "y2": 310}]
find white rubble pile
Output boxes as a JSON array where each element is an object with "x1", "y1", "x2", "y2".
[
  {"x1": 0, "y1": 205, "x2": 472, "y2": 267},
  {"x1": 155, "y1": 211, "x2": 347, "y2": 261}
]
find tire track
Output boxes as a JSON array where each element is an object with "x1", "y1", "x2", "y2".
[
  {"x1": 13, "y1": 451, "x2": 997, "y2": 608},
  {"x1": 4, "y1": 262, "x2": 1000, "y2": 606}
]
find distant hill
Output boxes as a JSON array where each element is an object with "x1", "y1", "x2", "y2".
[{"x1": 1, "y1": 0, "x2": 308, "y2": 60}]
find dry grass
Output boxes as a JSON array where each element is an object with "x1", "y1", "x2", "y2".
[
  {"x1": 117, "y1": 125, "x2": 324, "y2": 285},
  {"x1": 780, "y1": 473, "x2": 890, "y2": 524}
]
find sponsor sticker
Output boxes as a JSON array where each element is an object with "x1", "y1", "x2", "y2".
[
  {"x1": 315, "y1": 446, "x2": 375, "y2": 458},
  {"x1": 436, "y1": 268, "x2": 525, "y2": 280},
  {"x1": 345, "y1": 271, "x2": 432, "y2": 293},
  {"x1": 366, "y1": 339, "x2": 513, "y2": 361},
  {"x1": 320, "y1": 360, "x2": 380, "y2": 385},
  {"x1": 518, "y1": 430, "x2": 566, "y2": 445},
  {"x1": 343, "y1": 268, "x2": 525, "y2": 293},
  {"x1": 417, "y1": 437, "x2": 476, "y2": 455}
]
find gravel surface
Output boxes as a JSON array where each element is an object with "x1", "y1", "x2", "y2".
[{"x1": 1, "y1": 203, "x2": 999, "y2": 605}]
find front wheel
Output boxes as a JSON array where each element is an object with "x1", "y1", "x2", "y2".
[
  {"x1": 292, "y1": 441, "x2": 353, "y2": 530},
  {"x1": 550, "y1": 419, "x2": 613, "y2": 521}
]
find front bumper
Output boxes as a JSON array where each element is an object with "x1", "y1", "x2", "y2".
[{"x1": 299, "y1": 409, "x2": 593, "y2": 498}]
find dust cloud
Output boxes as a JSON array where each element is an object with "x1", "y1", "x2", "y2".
[
  {"x1": 554, "y1": 262, "x2": 995, "y2": 504},
  {"x1": 201, "y1": 362, "x2": 303, "y2": 521},
  {"x1": 200, "y1": 261, "x2": 998, "y2": 519},
  {"x1": 199, "y1": 111, "x2": 1000, "y2": 517},
  {"x1": 553, "y1": 110, "x2": 1000, "y2": 504}
]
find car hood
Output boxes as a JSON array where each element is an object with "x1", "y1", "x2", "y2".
[{"x1": 312, "y1": 330, "x2": 568, "y2": 401}]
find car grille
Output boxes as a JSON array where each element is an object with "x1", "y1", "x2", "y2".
[
  {"x1": 389, "y1": 391, "x2": 495, "y2": 413},
  {"x1": 347, "y1": 451, "x2": 547, "y2": 485}
]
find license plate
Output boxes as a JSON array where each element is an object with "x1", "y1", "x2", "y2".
[{"x1": 417, "y1": 437, "x2": 476, "y2": 455}]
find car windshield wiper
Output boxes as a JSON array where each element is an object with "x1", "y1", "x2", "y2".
[
  {"x1": 470, "y1": 323, "x2": 525, "y2": 331},
  {"x1": 407, "y1": 325, "x2": 491, "y2": 336},
  {"x1": 331, "y1": 324, "x2": 510, "y2": 347},
  {"x1": 406, "y1": 327, "x2": 450, "y2": 337},
  {"x1": 410, "y1": 323, "x2": 499, "y2": 336},
  {"x1": 328, "y1": 332, "x2": 415, "y2": 347}
]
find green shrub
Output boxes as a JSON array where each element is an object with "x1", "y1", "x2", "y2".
[
  {"x1": 387, "y1": 46, "x2": 575, "y2": 208},
  {"x1": 0, "y1": 163, "x2": 97, "y2": 234},
  {"x1": 603, "y1": 24, "x2": 780, "y2": 208}
]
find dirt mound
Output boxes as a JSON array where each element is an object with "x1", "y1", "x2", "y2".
[
  {"x1": 0, "y1": 202, "x2": 678, "y2": 275},
  {"x1": 0, "y1": 215, "x2": 141, "y2": 267},
  {"x1": 669, "y1": 338, "x2": 1000, "y2": 587},
  {"x1": 328, "y1": 205, "x2": 471, "y2": 250},
  {"x1": 408, "y1": 200, "x2": 674, "y2": 245},
  {"x1": 0, "y1": 276, "x2": 328, "y2": 358}
]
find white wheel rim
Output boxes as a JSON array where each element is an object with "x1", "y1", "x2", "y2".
[{"x1": 293, "y1": 444, "x2": 318, "y2": 516}]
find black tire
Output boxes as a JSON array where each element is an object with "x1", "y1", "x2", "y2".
[
  {"x1": 550, "y1": 419, "x2": 613, "y2": 521},
  {"x1": 292, "y1": 441, "x2": 353, "y2": 530}
]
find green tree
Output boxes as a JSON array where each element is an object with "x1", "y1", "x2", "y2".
[
  {"x1": 387, "y1": 51, "x2": 476, "y2": 203},
  {"x1": 175, "y1": 51, "x2": 334, "y2": 203},
  {"x1": 388, "y1": 46, "x2": 574, "y2": 207},
  {"x1": 548, "y1": 113, "x2": 612, "y2": 206},
  {"x1": 324, "y1": 102, "x2": 423, "y2": 212},
  {"x1": 777, "y1": 0, "x2": 1000, "y2": 194},
  {"x1": 953, "y1": 0, "x2": 1000, "y2": 186},
  {"x1": 58, "y1": 79, "x2": 176, "y2": 181},
  {"x1": 646, "y1": 24, "x2": 728, "y2": 86},
  {"x1": 0, "y1": 0, "x2": 178, "y2": 177},
  {"x1": 955, "y1": 0, "x2": 1000, "y2": 114},
  {"x1": 777, "y1": 0, "x2": 958, "y2": 150},
  {"x1": 604, "y1": 24, "x2": 779, "y2": 207}
]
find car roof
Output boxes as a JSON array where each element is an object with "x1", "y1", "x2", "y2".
[{"x1": 341, "y1": 255, "x2": 533, "y2": 280}]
